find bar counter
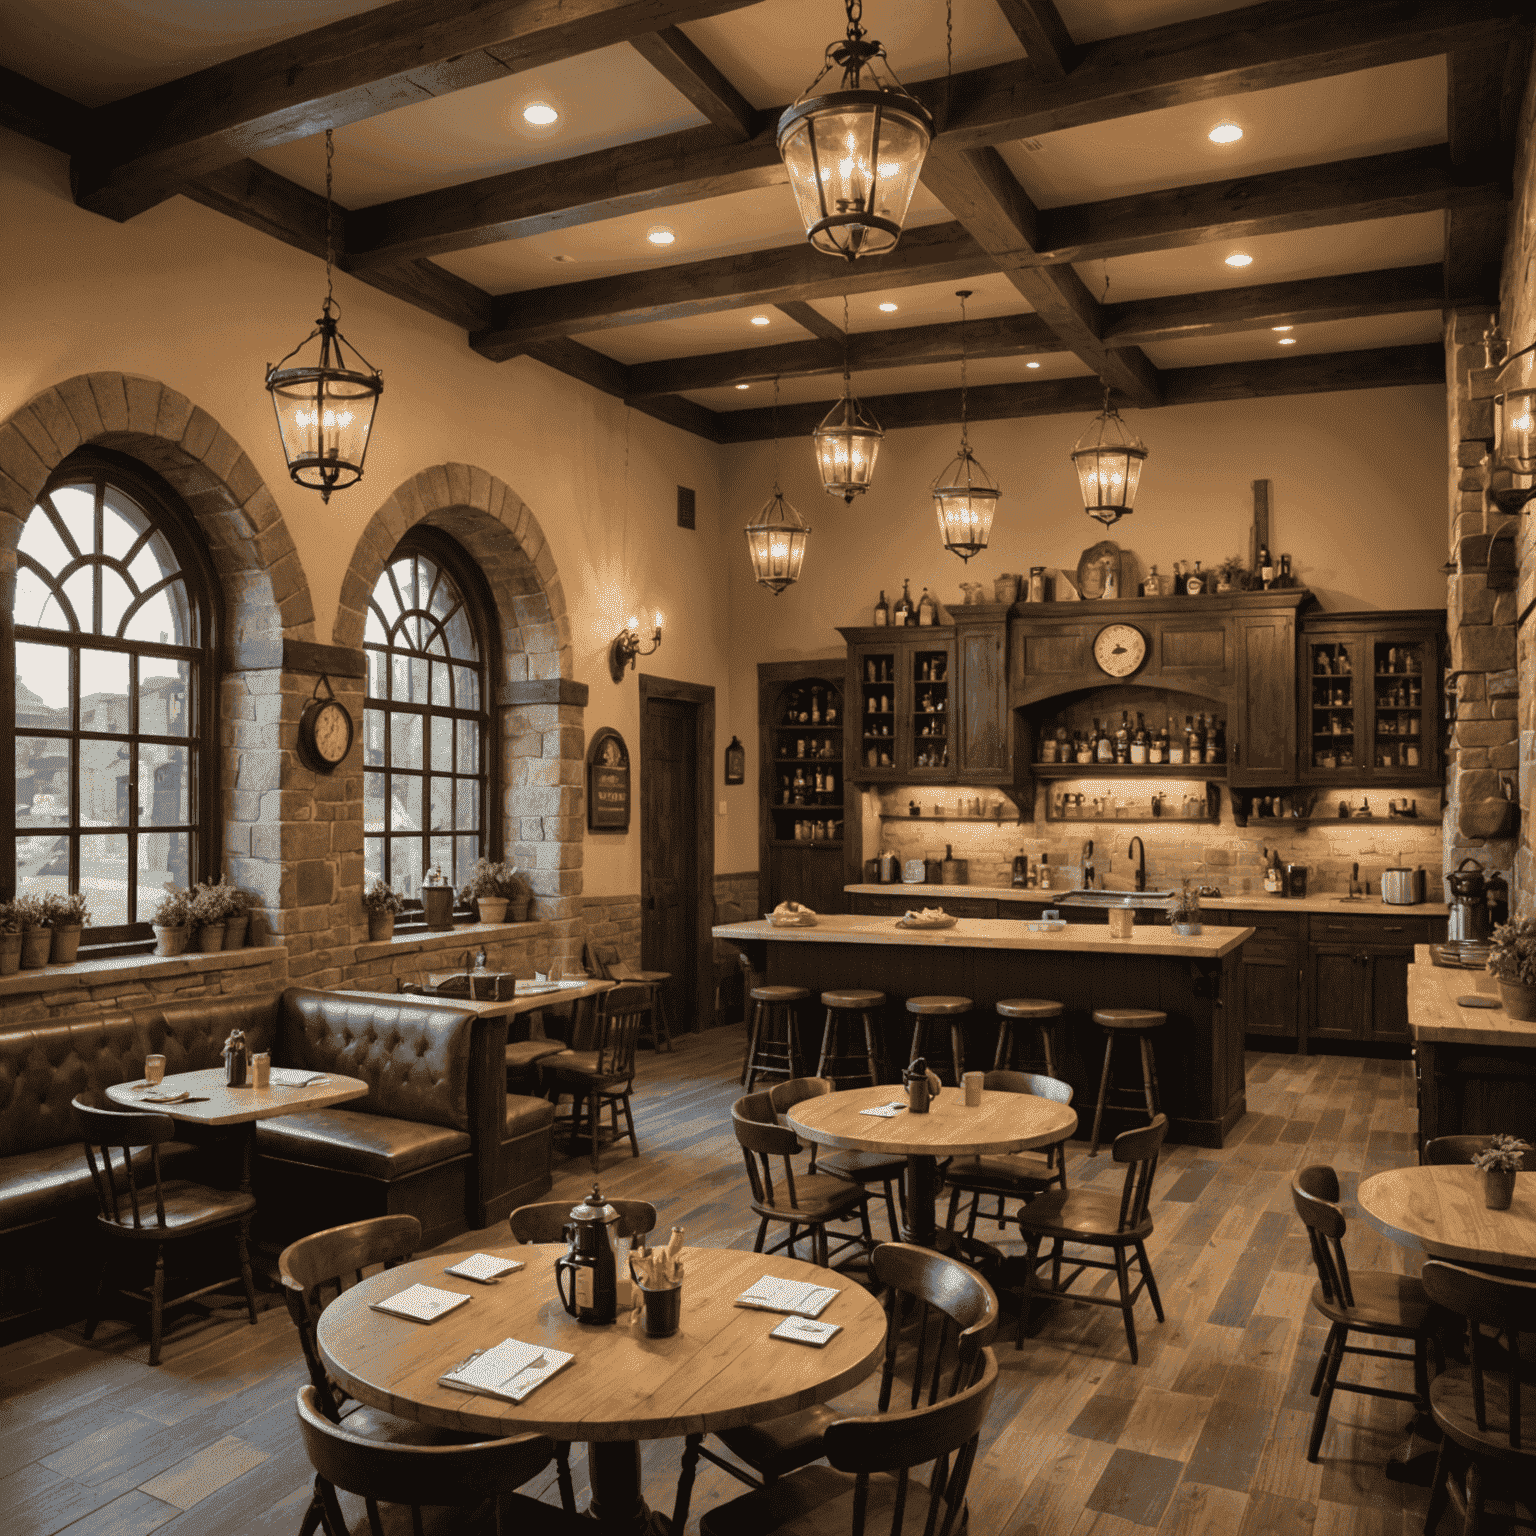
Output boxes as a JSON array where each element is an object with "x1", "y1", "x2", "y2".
[{"x1": 714, "y1": 914, "x2": 1255, "y2": 1147}]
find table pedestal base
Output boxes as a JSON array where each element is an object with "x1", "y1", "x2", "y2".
[
  {"x1": 901, "y1": 1154, "x2": 1005, "y2": 1282},
  {"x1": 585, "y1": 1440, "x2": 671, "y2": 1535}
]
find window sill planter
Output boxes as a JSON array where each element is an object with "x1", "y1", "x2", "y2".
[
  {"x1": 476, "y1": 897, "x2": 510, "y2": 925},
  {"x1": 154, "y1": 924, "x2": 190, "y2": 958},
  {"x1": 0, "y1": 933, "x2": 22, "y2": 975},
  {"x1": 223, "y1": 914, "x2": 249, "y2": 949},
  {"x1": 194, "y1": 922, "x2": 225, "y2": 953},
  {"x1": 20, "y1": 928, "x2": 52, "y2": 969},
  {"x1": 367, "y1": 911, "x2": 396, "y2": 943},
  {"x1": 50, "y1": 924, "x2": 83, "y2": 965}
]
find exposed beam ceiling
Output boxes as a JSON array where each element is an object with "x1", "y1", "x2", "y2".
[
  {"x1": 628, "y1": 26, "x2": 759, "y2": 142},
  {"x1": 72, "y1": 0, "x2": 767, "y2": 220},
  {"x1": 0, "y1": 64, "x2": 78, "y2": 153},
  {"x1": 993, "y1": 0, "x2": 1080, "y2": 79},
  {"x1": 775, "y1": 301, "x2": 843, "y2": 341}
]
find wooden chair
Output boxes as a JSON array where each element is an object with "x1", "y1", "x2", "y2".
[
  {"x1": 72, "y1": 1098, "x2": 258, "y2": 1367},
  {"x1": 295, "y1": 1384, "x2": 585, "y2": 1536},
  {"x1": 1007, "y1": 1114, "x2": 1168, "y2": 1363},
  {"x1": 1421, "y1": 1260, "x2": 1536, "y2": 1536},
  {"x1": 540, "y1": 982, "x2": 648, "y2": 1172},
  {"x1": 673, "y1": 1242, "x2": 997, "y2": 1532},
  {"x1": 508, "y1": 1198, "x2": 657, "y2": 1246},
  {"x1": 586, "y1": 941, "x2": 675, "y2": 1051},
  {"x1": 696, "y1": 1348, "x2": 1000, "y2": 1536},
  {"x1": 1424, "y1": 1135, "x2": 1532, "y2": 1169},
  {"x1": 943, "y1": 1070, "x2": 1073, "y2": 1239},
  {"x1": 769, "y1": 1077, "x2": 904, "y2": 1241},
  {"x1": 733, "y1": 1089, "x2": 873, "y2": 1268},
  {"x1": 1289, "y1": 1164, "x2": 1438, "y2": 1464}
]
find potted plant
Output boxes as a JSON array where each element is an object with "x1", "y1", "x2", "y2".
[
  {"x1": 220, "y1": 880, "x2": 255, "y2": 949},
  {"x1": 48, "y1": 891, "x2": 91, "y2": 964},
  {"x1": 1487, "y1": 915, "x2": 1536, "y2": 1022},
  {"x1": 188, "y1": 880, "x2": 230, "y2": 953},
  {"x1": 15, "y1": 894, "x2": 52, "y2": 969},
  {"x1": 0, "y1": 902, "x2": 23, "y2": 976},
  {"x1": 1167, "y1": 881, "x2": 1202, "y2": 937},
  {"x1": 1472, "y1": 1133, "x2": 1531, "y2": 1211},
  {"x1": 1215, "y1": 555, "x2": 1249, "y2": 594},
  {"x1": 460, "y1": 858, "x2": 521, "y2": 925},
  {"x1": 363, "y1": 877, "x2": 405, "y2": 942},
  {"x1": 152, "y1": 886, "x2": 192, "y2": 957}
]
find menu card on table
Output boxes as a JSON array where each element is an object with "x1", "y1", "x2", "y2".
[
  {"x1": 439, "y1": 1338, "x2": 574, "y2": 1403},
  {"x1": 445, "y1": 1253, "x2": 524, "y2": 1284},
  {"x1": 370, "y1": 1283, "x2": 472, "y2": 1324},
  {"x1": 735, "y1": 1275, "x2": 839, "y2": 1318},
  {"x1": 860, "y1": 1100, "x2": 907, "y2": 1118}
]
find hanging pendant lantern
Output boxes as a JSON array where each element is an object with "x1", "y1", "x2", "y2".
[
  {"x1": 746, "y1": 377, "x2": 812, "y2": 594},
  {"x1": 814, "y1": 295, "x2": 883, "y2": 502},
  {"x1": 931, "y1": 291, "x2": 999, "y2": 561},
  {"x1": 265, "y1": 130, "x2": 382, "y2": 503},
  {"x1": 1071, "y1": 383, "x2": 1147, "y2": 527},
  {"x1": 777, "y1": 0, "x2": 934, "y2": 262}
]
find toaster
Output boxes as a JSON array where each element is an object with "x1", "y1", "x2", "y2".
[{"x1": 1381, "y1": 866, "x2": 1426, "y2": 905}]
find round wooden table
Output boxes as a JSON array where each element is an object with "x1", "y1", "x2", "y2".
[
  {"x1": 785, "y1": 1084, "x2": 1078, "y2": 1250},
  {"x1": 316, "y1": 1241, "x2": 887, "y2": 1535},
  {"x1": 1357, "y1": 1166, "x2": 1536, "y2": 1271}
]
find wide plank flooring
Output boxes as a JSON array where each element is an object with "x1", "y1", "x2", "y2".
[{"x1": 1, "y1": 1034, "x2": 1435, "y2": 1535}]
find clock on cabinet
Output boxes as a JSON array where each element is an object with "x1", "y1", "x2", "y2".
[
  {"x1": 1093, "y1": 623, "x2": 1146, "y2": 678},
  {"x1": 297, "y1": 682, "x2": 354, "y2": 774}
]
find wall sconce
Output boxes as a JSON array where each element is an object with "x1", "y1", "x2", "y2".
[
  {"x1": 1485, "y1": 322, "x2": 1536, "y2": 512},
  {"x1": 609, "y1": 612, "x2": 662, "y2": 682},
  {"x1": 724, "y1": 735, "x2": 746, "y2": 784}
]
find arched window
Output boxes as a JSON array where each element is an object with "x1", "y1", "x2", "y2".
[
  {"x1": 363, "y1": 531, "x2": 498, "y2": 903},
  {"x1": 7, "y1": 451, "x2": 219, "y2": 943}
]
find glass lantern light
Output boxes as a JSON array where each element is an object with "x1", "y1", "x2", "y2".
[
  {"x1": 931, "y1": 290, "x2": 1000, "y2": 560},
  {"x1": 1486, "y1": 322, "x2": 1536, "y2": 512},
  {"x1": 265, "y1": 131, "x2": 382, "y2": 503},
  {"x1": 777, "y1": 0, "x2": 934, "y2": 262},
  {"x1": 744, "y1": 485, "x2": 811, "y2": 594},
  {"x1": 814, "y1": 391, "x2": 883, "y2": 503},
  {"x1": 1071, "y1": 384, "x2": 1147, "y2": 527}
]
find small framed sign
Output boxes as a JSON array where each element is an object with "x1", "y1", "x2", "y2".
[
  {"x1": 587, "y1": 728, "x2": 631, "y2": 832},
  {"x1": 724, "y1": 735, "x2": 746, "y2": 785}
]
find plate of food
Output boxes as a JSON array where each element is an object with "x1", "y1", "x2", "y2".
[
  {"x1": 894, "y1": 908, "x2": 956, "y2": 930},
  {"x1": 767, "y1": 901, "x2": 818, "y2": 928}
]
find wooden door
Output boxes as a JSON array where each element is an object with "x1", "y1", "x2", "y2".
[
  {"x1": 1230, "y1": 612, "x2": 1296, "y2": 785},
  {"x1": 641, "y1": 695, "x2": 698, "y2": 1030},
  {"x1": 954, "y1": 623, "x2": 1008, "y2": 783},
  {"x1": 1363, "y1": 946, "x2": 1413, "y2": 1041}
]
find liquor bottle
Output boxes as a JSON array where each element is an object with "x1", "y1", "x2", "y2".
[
  {"x1": 1141, "y1": 564, "x2": 1160, "y2": 597},
  {"x1": 917, "y1": 587, "x2": 937, "y2": 626},
  {"x1": 893, "y1": 580, "x2": 914, "y2": 626},
  {"x1": 1012, "y1": 849, "x2": 1029, "y2": 887},
  {"x1": 1210, "y1": 719, "x2": 1226, "y2": 764},
  {"x1": 1258, "y1": 544, "x2": 1274, "y2": 588},
  {"x1": 810, "y1": 688, "x2": 821, "y2": 724},
  {"x1": 1038, "y1": 853, "x2": 1052, "y2": 891},
  {"x1": 1184, "y1": 715, "x2": 1198, "y2": 764},
  {"x1": 1166, "y1": 716, "x2": 1184, "y2": 765},
  {"x1": 873, "y1": 590, "x2": 889, "y2": 625},
  {"x1": 1149, "y1": 726, "x2": 1166, "y2": 765},
  {"x1": 1096, "y1": 719, "x2": 1113, "y2": 764},
  {"x1": 1075, "y1": 730, "x2": 1092, "y2": 765},
  {"x1": 1173, "y1": 561, "x2": 1187, "y2": 596},
  {"x1": 1039, "y1": 728, "x2": 1057, "y2": 764},
  {"x1": 1115, "y1": 711, "x2": 1130, "y2": 764},
  {"x1": 1278, "y1": 554, "x2": 1293, "y2": 586},
  {"x1": 1186, "y1": 560, "x2": 1204, "y2": 596},
  {"x1": 1130, "y1": 714, "x2": 1148, "y2": 766}
]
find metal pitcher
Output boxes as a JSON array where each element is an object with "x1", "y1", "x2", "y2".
[
  {"x1": 1446, "y1": 857, "x2": 1490, "y2": 943},
  {"x1": 554, "y1": 1184, "x2": 621, "y2": 1325},
  {"x1": 903, "y1": 1057, "x2": 943, "y2": 1114}
]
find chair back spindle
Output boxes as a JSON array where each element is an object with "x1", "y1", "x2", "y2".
[
  {"x1": 74, "y1": 1102, "x2": 177, "y2": 1232},
  {"x1": 1113, "y1": 1114, "x2": 1167, "y2": 1232},
  {"x1": 1291, "y1": 1165, "x2": 1356, "y2": 1311},
  {"x1": 593, "y1": 983, "x2": 649, "y2": 1079},
  {"x1": 872, "y1": 1243, "x2": 998, "y2": 1412},
  {"x1": 509, "y1": 1199, "x2": 657, "y2": 1245}
]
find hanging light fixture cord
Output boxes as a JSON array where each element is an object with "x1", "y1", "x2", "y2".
[
  {"x1": 323, "y1": 128, "x2": 336, "y2": 316},
  {"x1": 842, "y1": 294, "x2": 852, "y2": 391},
  {"x1": 772, "y1": 374, "x2": 782, "y2": 491},
  {"x1": 958, "y1": 290, "x2": 970, "y2": 452}
]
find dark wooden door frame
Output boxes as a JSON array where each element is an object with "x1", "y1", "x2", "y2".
[{"x1": 639, "y1": 674, "x2": 715, "y2": 1033}]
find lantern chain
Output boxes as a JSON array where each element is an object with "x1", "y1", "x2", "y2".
[
  {"x1": 958, "y1": 291, "x2": 970, "y2": 448},
  {"x1": 842, "y1": 294, "x2": 851, "y2": 388},
  {"x1": 946, "y1": 0, "x2": 953, "y2": 84},
  {"x1": 772, "y1": 374, "x2": 782, "y2": 491},
  {"x1": 845, "y1": 0, "x2": 863, "y2": 40},
  {"x1": 324, "y1": 128, "x2": 336, "y2": 315}
]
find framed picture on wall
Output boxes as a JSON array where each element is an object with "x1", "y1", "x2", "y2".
[{"x1": 587, "y1": 728, "x2": 631, "y2": 832}]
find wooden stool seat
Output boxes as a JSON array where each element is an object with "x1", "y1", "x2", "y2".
[
  {"x1": 994, "y1": 999, "x2": 1064, "y2": 1075},
  {"x1": 821, "y1": 989, "x2": 884, "y2": 1009},
  {"x1": 744, "y1": 988, "x2": 810, "y2": 1090},
  {"x1": 816, "y1": 991, "x2": 885, "y2": 1090},
  {"x1": 753, "y1": 986, "x2": 812, "y2": 1004},
  {"x1": 1089, "y1": 1010, "x2": 1165, "y2": 1156},
  {"x1": 906, "y1": 995, "x2": 972, "y2": 1087}
]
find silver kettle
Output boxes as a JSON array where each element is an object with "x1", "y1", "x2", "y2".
[{"x1": 1380, "y1": 865, "x2": 1425, "y2": 905}]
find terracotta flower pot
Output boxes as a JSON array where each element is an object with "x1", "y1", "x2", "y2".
[
  {"x1": 0, "y1": 932, "x2": 22, "y2": 976},
  {"x1": 222, "y1": 913, "x2": 249, "y2": 950},
  {"x1": 1498, "y1": 979, "x2": 1536, "y2": 1022},
  {"x1": 476, "y1": 897, "x2": 509, "y2": 925},
  {"x1": 19, "y1": 927, "x2": 52, "y2": 969},
  {"x1": 368, "y1": 911, "x2": 396, "y2": 943},
  {"x1": 1484, "y1": 1166, "x2": 1517, "y2": 1211},
  {"x1": 50, "y1": 924, "x2": 83, "y2": 964},
  {"x1": 154, "y1": 924, "x2": 190, "y2": 958},
  {"x1": 194, "y1": 922, "x2": 225, "y2": 953}
]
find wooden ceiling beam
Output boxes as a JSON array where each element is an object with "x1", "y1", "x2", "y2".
[
  {"x1": 992, "y1": 0, "x2": 1080, "y2": 79},
  {"x1": 1036, "y1": 145, "x2": 1502, "y2": 266},
  {"x1": 1103, "y1": 265, "x2": 1446, "y2": 347},
  {"x1": 775, "y1": 301, "x2": 843, "y2": 340},
  {"x1": 713, "y1": 342, "x2": 1445, "y2": 442},
  {"x1": 921, "y1": 145, "x2": 1162, "y2": 408},
  {"x1": 522, "y1": 339, "x2": 723, "y2": 438},
  {"x1": 0, "y1": 65, "x2": 80, "y2": 154},
  {"x1": 629, "y1": 26, "x2": 760, "y2": 142},
  {"x1": 625, "y1": 313, "x2": 1066, "y2": 397},
  {"x1": 72, "y1": 0, "x2": 767, "y2": 222},
  {"x1": 467, "y1": 221, "x2": 998, "y2": 360}
]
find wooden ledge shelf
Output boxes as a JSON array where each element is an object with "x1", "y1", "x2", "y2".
[
  {"x1": 1234, "y1": 814, "x2": 1441, "y2": 829},
  {"x1": 1032, "y1": 763, "x2": 1226, "y2": 779},
  {"x1": 878, "y1": 813, "x2": 1024, "y2": 824}
]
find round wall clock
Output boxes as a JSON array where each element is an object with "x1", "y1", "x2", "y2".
[
  {"x1": 1093, "y1": 623, "x2": 1147, "y2": 678},
  {"x1": 297, "y1": 695, "x2": 354, "y2": 774}
]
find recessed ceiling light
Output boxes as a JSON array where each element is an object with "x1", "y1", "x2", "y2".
[
  {"x1": 1224, "y1": 253, "x2": 1253, "y2": 268},
  {"x1": 646, "y1": 226, "x2": 675, "y2": 247},
  {"x1": 1278, "y1": 337, "x2": 1297, "y2": 345},
  {"x1": 736, "y1": 383, "x2": 751, "y2": 390},
  {"x1": 1026, "y1": 361, "x2": 1041, "y2": 369},
  {"x1": 1272, "y1": 325, "x2": 1294, "y2": 332},
  {"x1": 878, "y1": 302, "x2": 898, "y2": 312},
  {"x1": 750, "y1": 315, "x2": 770, "y2": 326},
  {"x1": 1208, "y1": 122, "x2": 1243, "y2": 144},
  {"x1": 522, "y1": 102, "x2": 559, "y2": 126}
]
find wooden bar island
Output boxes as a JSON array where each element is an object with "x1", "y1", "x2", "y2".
[{"x1": 714, "y1": 915, "x2": 1255, "y2": 1148}]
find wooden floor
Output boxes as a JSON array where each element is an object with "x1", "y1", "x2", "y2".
[{"x1": 1, "y1": 1033, "x2": 1437, "y2": 1536}]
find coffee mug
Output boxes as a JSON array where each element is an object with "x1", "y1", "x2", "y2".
[
  {"x1": 963, "y1": 1071, "x2": 984, "y2": 1107},
  {"x1": 144, "y1": 1054, "x2": 166, "y2": 1086}
]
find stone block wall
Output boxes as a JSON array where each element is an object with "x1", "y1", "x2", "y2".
[{"x1": 580, "y1": 895, "x2": 643, "y2": 967}]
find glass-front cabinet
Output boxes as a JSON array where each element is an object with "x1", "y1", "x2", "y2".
[
  {"x1": 1300, "y1": 612, "x2": 1442, "y2": 787},
  {"x1": 843, "y1": 630, "x2": 955, "y2": 782}
]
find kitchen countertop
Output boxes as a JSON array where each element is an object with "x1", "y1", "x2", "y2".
[
  {"x1": 714, "y1": 913, "x2": 1252, "y2": 960},
  {"x1": 1409, "y1": 945, "x2": 1536, "y2": 1047},
  {"x1": 843, "y1": 882, "x2": 1450, "y2": 918}
]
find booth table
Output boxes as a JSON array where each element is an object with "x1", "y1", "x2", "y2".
[{"x1": 316, "y1": 1241, "x2": 887, "y2": 1535}]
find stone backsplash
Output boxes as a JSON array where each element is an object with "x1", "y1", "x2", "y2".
[{"x1": 863, "y1": 783, "x2": 1445, "y2": 897}]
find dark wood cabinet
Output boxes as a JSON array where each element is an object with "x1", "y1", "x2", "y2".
[
  {"x1": 949, "y1": 605, "x2": 1014, "y2": 786},
  {"x1": 1230, "y1": 611, "x2": 1297, "y2": 785},
  {"x1": 1302, "y1": 911, "x2": 1442, "y2": 1049},
  {"x1": 840, "y1": 627, "x2": 955, "y2": 784}
]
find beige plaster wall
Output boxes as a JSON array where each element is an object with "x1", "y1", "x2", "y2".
[{"x1": 0, "y1": 127, "x2": 735, "y2": 896}]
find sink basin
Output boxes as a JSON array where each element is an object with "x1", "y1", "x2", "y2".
[{"x1": 1058, "y1": 890, "x2": 1173, "y2": 908}]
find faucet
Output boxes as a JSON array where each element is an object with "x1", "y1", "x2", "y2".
[
  {"x1": 1127, "y1": 837, "x2": 1147, "y2": 893},
  {"x1": 1080, "y1": 839, "x2": 1095, "y2": 890}
]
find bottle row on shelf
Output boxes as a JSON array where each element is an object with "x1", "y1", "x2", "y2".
[
  {"x1": 776, "y1": 765, "x2": 837, "y2": 803},
  {"x1": 784, "y1": 817, "x2": 842, "y2": 843},
  {"x1": 780, "y1": 686, "x2": 839, "y2": 726},
  {"x1": 871, "y1": 580, "x2": 939, "y2": 627},
  {"x1": 1049, "y1": 789, "x2": 1214, "y2": 821},
  {"x1": 780, "y1": 736, "x2": 839, "y2": 760},
  {"x1": 1312, "y1": 741, "x2": 1423, "y2": 770},
  {"x1": 1038, "y1": 710, "x2": 1226, "y2": 767}
]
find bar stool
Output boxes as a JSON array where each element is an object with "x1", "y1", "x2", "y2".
[
  {"x1": 1088, "y1": 1008, "x2": 1165, "y2": 1156},
  {"x1": 905, "y1": 996, "x2": 972, "y2": 1086},
  {"x1": 993, "y1": 999, "x2": 1064, "y2": 1076},
  {"x1": 816, "y1": 990, "x2": 885, "y2": 1088},
  {"x1": 744, "y1": 986, "x2": 810, "y2": 1091}
]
